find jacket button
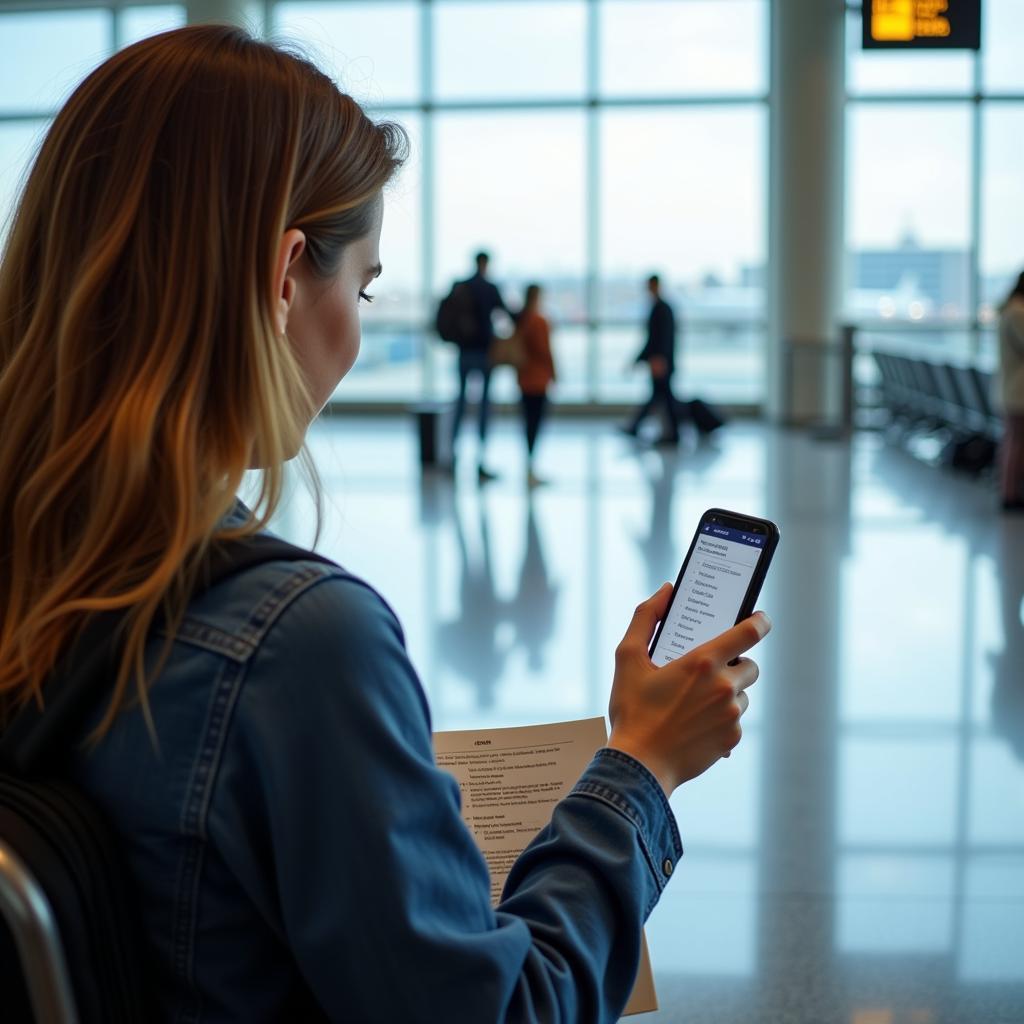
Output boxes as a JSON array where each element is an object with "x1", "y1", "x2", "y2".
[{"x1": 662, "y1": 858, "x2": 673, "y2": 877}]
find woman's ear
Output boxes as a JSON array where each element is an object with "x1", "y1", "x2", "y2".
[{"x1": 273, "y1": 228, "x2": 307, "y2": 335}]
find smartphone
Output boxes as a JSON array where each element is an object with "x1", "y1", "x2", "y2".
[{"x1": 649, "y1": 508, "x2": 780, "y2": 667}]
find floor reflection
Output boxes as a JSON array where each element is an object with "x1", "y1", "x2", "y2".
[
  {"x1": 508, "y1": 497, "x2": 560, "y2": 673},
  {"x1": 432, "y1": 491, "x2": 563, "y2": 708},
  {"x1": 987, "y1": 520, "x2": 1024, "y2": 762},
  {"x1": 436, "y1": 495, "x2": 507, "y2": 709},
  {"x1": 633, "y1": 447, "x2": 684, "y2": 596},
  {"x1": 271, "y1": 416, "x2": 1024, "y2": 1023}
]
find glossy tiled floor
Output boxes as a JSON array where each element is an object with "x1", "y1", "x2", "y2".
[{"x1": 269, "y1": 413, "x2": 1024, "y2": 1024}]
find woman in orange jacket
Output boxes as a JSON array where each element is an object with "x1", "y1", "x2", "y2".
[{"x1": 516, "y1": 284, "x2": 557, "y2": 487}]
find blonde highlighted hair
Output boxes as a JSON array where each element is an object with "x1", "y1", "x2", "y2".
[{"x1": 0, "y1": 25, "x2": 406, "y2": 736}]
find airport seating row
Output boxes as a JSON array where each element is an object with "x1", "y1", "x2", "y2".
[
  {"x1": 871, "y1": 350, "x2": 1001, "y2": 472},
  {"x1": 872, "y1": 350, "x2": 1001, "y2": 441}
]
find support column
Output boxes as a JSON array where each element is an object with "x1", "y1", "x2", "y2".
[
  {"x1": 767, "y1": 0, "x2": 846, "y2": 424},
  {"x1": 186, "y1": 0, "x2": 250, "y2": 27}
]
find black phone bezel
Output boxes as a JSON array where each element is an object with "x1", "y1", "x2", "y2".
[{"x1": 648, "y1": 507, "x2": 780, "y2": 658}]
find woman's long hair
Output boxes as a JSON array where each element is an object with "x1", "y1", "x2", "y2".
[{"x1": 0, "y1": 25, "x2": 406, "y2": 737}]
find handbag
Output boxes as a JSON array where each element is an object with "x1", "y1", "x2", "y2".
[{"x1": 490, "y1": 331, "x2": 525, "y2": 369}]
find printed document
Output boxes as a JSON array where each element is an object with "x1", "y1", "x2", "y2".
[{"x1": 434, "y1": 717, "x2": 658, "y2": 1017}]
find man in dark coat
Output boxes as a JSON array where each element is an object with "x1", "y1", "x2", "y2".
[
  {"x1": 622, "y1": 274, "x2": 681, "y2": 444},
  {"x1": 448, "y1": 251, "x2": 510, "y2": 482}
]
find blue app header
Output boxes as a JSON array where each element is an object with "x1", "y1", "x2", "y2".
[{"x1": 702, "y1": 523, "x2": 766, "y2": 547}]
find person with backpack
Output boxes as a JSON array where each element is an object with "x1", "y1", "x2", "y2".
[
  {"x1": 442, "y1": 251, "x2": 510, "y2": 482},
  {"x1": 0, "y1": 26, "x2": 770, "y2": 1024}
]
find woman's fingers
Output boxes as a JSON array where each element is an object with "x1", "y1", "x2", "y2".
[
  {"x1": 609, "y1": 605, "x2": 770, "y2": 790},
  {"x1": 700, "y1": 612, "x2": 771, "y2": 666},
  {"x1": 725, "y1": 656, "x2": 760, "y2": 694},
  {"x1": 617, "y1": 583, "x2": 673, "y2": 656}
]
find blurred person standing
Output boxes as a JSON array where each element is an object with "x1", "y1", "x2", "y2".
[
  {"x1": 516, "y1": 283, "x2": 556, "y2": 487},
  {"x1": 999, "y1": 271, "x2": 1024, "y2": 511},
  {"x1": 448, "y1": 250, "x2": 511, "y2": 483},
  {"x1": 622, "y1": 274, "x2": 681, "y2": 445}
]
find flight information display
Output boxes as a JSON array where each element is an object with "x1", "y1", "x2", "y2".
[{"x1": 862, "y1": 0, "x2": 981, "y2": 50}]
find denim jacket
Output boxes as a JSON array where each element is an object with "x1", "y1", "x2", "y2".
[{"x1": 68, "y1": 536, "x2": 682, "y2": 1023}]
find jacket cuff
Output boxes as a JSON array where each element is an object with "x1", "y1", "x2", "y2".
[{"x1": 569, "y1": 747, "x2": 684, "y2": 912}]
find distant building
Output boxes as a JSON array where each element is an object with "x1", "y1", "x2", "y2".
[{"x1": 849, "y1": 234, "x2": 970, "y2": 319}]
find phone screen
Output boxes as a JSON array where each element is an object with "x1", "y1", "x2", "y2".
[{"x1": 650, "y1": 519, "x2": 772, "y2": 668}]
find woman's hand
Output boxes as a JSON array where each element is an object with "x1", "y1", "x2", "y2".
[{"x1": 607, "y1": 583, "x2": 771, "y2": 796}]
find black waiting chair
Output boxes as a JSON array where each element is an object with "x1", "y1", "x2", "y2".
[{"x1": 869, "y1": 348, "x2": 1002, "y2": 474}]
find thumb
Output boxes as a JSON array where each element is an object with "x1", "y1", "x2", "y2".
[{"x1": 622, "y1": 583, "x2": 673, "y2": 652}]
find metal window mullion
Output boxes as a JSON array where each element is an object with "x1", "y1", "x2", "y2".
[
  {"x1": 417, "y1": 94, "x2": 767, "y2": 113},
  {"x1": 762, "y1": 0, "x2": 771, "y2": 409},
  {"x1": 110, "y1": 2, "x2": 121, "y2": 51},
  {"x1": 969, "y1": 47, "x2": 983, "y2": 361},
  {"x1": 584, "y1": 0, "x2": 599, "y2": 403},
  {"x1": 0, "y1": 0, "x2": 112, "y2": 11},
  {"x1": 420, "y1": 0, "x2": 440, "y2": 704},
  {"x1": 0, "y1": 110, "x2": 59, "y2": 122},
  {"x1": 420, "y1": 0, "x2": 435, "y2": 399}
]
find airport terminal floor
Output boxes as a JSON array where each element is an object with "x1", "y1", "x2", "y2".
[{"x1": 267, "y1": 412, "x2": 1024, "y2": 1024}]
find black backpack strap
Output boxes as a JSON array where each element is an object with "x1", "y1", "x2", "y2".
[{"x1": 0, "y1": 534, "x2": 337, "y2": 775}]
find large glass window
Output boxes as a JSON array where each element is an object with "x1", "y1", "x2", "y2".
[
  {"x1": 273, "y1": 2, "x2": 421, "y2": 106},
  {"x1": 256, "y1": 0, "x2": 769, "y2": 403},
  {"x1": 339, "y1": 111, "x2": 424, "y2": 400},
  {"x1": 0, "y1": 121, "x2": 47, "y2": 244},
  {"x1": 434, "y1": 1, "x2": 586, "y2": 102},
  {"x1": 598, "y1": 108, "x2": 766, "y2": 316},
  {"x1": 0, "y1": 9, "x2": 111, "y2": 114},
  {"x1": 434, "y1": 111, "x2": 586, "y2": 315},
  {"x1": 981, "y1": 0, "x2": 1024, "y2": 95},
  {"x1": 844, "y1": 0, "x2": 1024, "y2": 367},
  {"x1": 0, "y1": 5, "x2": 194, "y2": 250},
  {"x1": 599, "y1": 107, "x2": 766, "y2": 403},
  {"x1": 845, "y1": 104, "x2": 972, "y2": 325},
  {"x1": 433, "y1": 110, "x2": 586, "y2": 403},
  {"x1": 8, "y1": 0, "x2": 1022, "y2": 404},
  {"x1": 599, "y1": 0, "x2": 767, "y2": 98},
  {"x1": 0, "y1": 0, "x2": 770, "y2": 406},
  {"x1": 120, "y1": 5, "x2": 186, "y2": 48}
]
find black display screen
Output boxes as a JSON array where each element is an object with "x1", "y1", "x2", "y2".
[{"x1": 862, "y1": 0, "x2": 981, "y2": 50}]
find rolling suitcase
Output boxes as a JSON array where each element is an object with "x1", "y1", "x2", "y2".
[{"x1": 683, "y1": 397, "x2": 726, "y2": 435}]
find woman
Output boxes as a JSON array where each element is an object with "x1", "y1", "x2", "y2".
[
  {"x1": 516, "y1": 283, "x2": 556, "y2": 487},
  {"x1": 999, "y1": 272, "x2": 1024, "y2": 511},
  {"x1": 0, "y1": 26, "x2": 769, "y2": 1022}
]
